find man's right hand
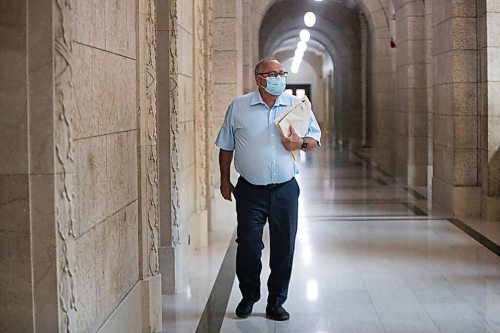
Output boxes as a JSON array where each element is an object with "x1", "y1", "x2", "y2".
[{"x1": 220, "y1": 179, "x2": 235, "y2": 201}]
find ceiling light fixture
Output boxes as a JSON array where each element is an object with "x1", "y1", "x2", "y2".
[
  {"x1": 304, "y1": 12, "x2": 316, "y2": 27},
  {"x1": 300, "y1": 29, "x2": 310, "y2": 43}
]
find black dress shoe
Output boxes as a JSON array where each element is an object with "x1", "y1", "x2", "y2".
[
  {"x1": 266, "y1": 305, "x2": 290, "y2": 321},
  {"x1": 235, "y1": 299, "x2": 256, "y2": 318}
]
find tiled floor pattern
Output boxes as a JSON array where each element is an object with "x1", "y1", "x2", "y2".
[{"x1": 163, "y1": 147, "x2": 500, "y2": 333}]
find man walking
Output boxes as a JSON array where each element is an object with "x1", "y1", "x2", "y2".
[{"x1": 215, "y1": 57, "x2": 321, "y2": 321}]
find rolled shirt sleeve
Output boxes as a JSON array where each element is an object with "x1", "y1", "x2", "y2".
[
  {"x1": 215, "y1": 103, "x2": 235, "y2": 151},
  {"x1": 305, "y1": 111, "x2": 322, "y2": 146}
]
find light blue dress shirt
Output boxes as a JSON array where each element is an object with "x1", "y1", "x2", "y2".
[{"x1": 215, "y1": 90, "x2": 322, "y2": 186}]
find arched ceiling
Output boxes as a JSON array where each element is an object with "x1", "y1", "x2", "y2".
[{"x1": 259, "y1": 0, "x2": 363, "y2": 68}]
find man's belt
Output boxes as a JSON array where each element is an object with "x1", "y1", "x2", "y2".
[{"x1": 241, "y1": 177, "x2": 293, "y2": 190}]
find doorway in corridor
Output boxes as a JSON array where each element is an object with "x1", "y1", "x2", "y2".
[{"x1": 285, "y1": 84, "x2": 312, "y2": 105}]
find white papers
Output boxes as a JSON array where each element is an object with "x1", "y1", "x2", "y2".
[{"x1": 274, "y1": 95, "x2": 312, "y2": 160}]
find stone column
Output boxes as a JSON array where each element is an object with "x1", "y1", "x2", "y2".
[
  {"x1": 210, "y1": 0, "x2": 243, "y2": 230},
  {"x1": 204, "y1": 0, "x2": 216, "y2": 233},
  {"x1": 394, "y1": 0, "x2": 428, "y2": 186},
  {"x1": 479, "y1": 0, "x2": 500, "y2": 221},
  {"x1": 137, "y1": 0, "x2": 162, "y2": 330},
  {"x1": 369, "y1": 6, "x2": 397, "y2": 175},
  {"x1": 361, "y1": 13, "x2": 369, "y2": 147},
  {"x1": 193, "y1": 0, "x2": 209, "y2": 247},
  {"x1": 1, "y1": 1, "x2": 56, "y2": 331},
  {"x1": 425, "y1": 0, "x2": 434, "y2": 193},
  {"x1": 432, "y1": 0, "x2": 480, "y2": 216},
  {"x1": 242, "y1": 0, "x2": 255, "y2": 93},
  {"x1": 29, "y1": 2, "x2": 60, "y2": 330},
  {"x1": 157, "y1": 0, "x2": 179, "y2": 294}
]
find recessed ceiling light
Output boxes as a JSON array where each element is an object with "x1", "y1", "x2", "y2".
[
  {"x1": 300, "y1": 29, "x2": 311, "y2": 43},
  {"x1": 304, "y1": 12, "x2": 316, "y2": 27}
]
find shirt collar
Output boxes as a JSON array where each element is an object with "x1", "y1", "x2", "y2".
[{"x1": 250, "y1": 90, "x2": 290, "y2": 107}]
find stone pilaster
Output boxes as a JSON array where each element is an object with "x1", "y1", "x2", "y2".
[
  {"x1": 53, "y1": 0, "x2": 78, "y2": 330},
  {"x1": 211, "y1": 0, "x2": 243, "y2": 230},
  {"x1": 361, "y1": 13, "x2": 369, "y2": 147},
  {"x1": 369, "y1": 3, "x2": 397, "y2": 175},
  {"x1": 479, "y1": 0, "x2": 500, "y2": 221},
  {"x1": 137, "y1": 0, "x2": 162, "y2": 330},
  {"x1": 205, "y1": 0, "x2": 216, "y2": 232},
  {"x1": 432, "y1": 0, "x2": 480, "y2": 217},
  {"x1": 394, "y1": 0, "x2": 428, "y2": 186}
]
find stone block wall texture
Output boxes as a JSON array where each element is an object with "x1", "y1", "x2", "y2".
[
  {"x1": 211, "y1": 0, "x2": 243, "y2": 230},
  {"x1": 367, "y1": 1, "x2": 398, "y2": 175},
  {"x1": 1, "y1": 0, "x2": 162, "y2": 331},
  {"x1": 394, "y1": 0, "x2": 428, "y2": 186},
  {"x1": 0, "y1": 1, "x2": 35, "y2": 331},
  {"x1": 432, "y1": 0, "x2": 481, "y2": 216},
  {"x1": 71, "y1": 0, "x2": 140, "y2": 331},
  {"x1": 479, "y1": 0, "x2": 500, "y2": 220}
]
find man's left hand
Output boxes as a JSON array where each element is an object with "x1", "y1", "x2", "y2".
[{"x1": 281, "y1": 125, "x2": 303, "y2": 151}]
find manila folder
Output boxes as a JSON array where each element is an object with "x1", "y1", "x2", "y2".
[{"x1": 274, "y1": 95, "x2": 312, "y2": 160}]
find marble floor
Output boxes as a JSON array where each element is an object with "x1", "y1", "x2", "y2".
[{"x1": 163, "y1": 146, "x2": 500, "y2": 333}]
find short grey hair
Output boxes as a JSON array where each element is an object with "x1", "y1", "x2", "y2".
[{"x1": 254, "y1": 57, "x2": 279, "y2": 76}]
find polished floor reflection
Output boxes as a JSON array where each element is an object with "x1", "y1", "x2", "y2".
[{"x1": 163, "y1": 145, "x2": 500, "y2": 333}]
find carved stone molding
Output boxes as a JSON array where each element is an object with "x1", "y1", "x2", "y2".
[
  {"x1": 145, "y1": 0, "x2": 160, "y2": 276},
  {"x1": 195, "y1": 0, "x2": 207, "y2": 211},
  {"x1": 54, "y1": 0, "x2": 77, "y2": 331},
  {"x1": 169, "y1": 0, "x2": 181, "y2": 246},
  {"x1": 205, "y1": 0, "x2": 215, "y2": 198}
]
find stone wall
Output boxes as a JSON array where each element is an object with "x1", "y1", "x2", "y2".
[
  {"x1": 431, "y1": 0, "x2": 481, "y2": 216},
  {"x1": 0, "y1": 0, "x2": 162, "y2": 331},
  {"x1": 394, "y1": 0, "x2": 428, "y2": 186},
  {"x1": 157, "y1": 0, "x2": 217, "y2": 294},
  {"x1": 210, "y1": 0, "x2": 243, "y2": 231},
  {"x1": 71, "y1": 0, "x2": 140, "y2": 330},
  {"x1": 479, "y1": 0, "x2": 500, "y2": 220},
  {"x1": 0, "y1": 1, "x2": 34, "y2": 331}
]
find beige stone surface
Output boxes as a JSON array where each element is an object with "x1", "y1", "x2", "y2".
[
  {"x1": 143, "y1": 275, "x2": 162, "y2": 332},
  {"x1": 433, "y1": 115, "x2": 478, "y2": 148},
  {"x1": 74, "y1": 135, "x2": 107, "y2": 236},
  {"x1": 434, "y1": 82, "x2": 478, "y2": 116},
  {"x1": 177, "y1": 75, "x2": 195, "y2": 122},
  {"x1": 106, "y1": 131, "x2": 138, "y2": 214},
  {"x1": 177, "y1": 0, "x2": 194, "y2": 34},
  {"x1": 74, "y1": 131, "x2": 137, "y2": 237},
  {"x1": 95, "y1": 204, "x2": 139, "y2": 327},
  {"x1": 29, "y1": 174, "x2": 58, "y2": 333},
  {"x1": 453, "y1": 148, "x2": 478, "y2": 185},
  {"x1": 452, "y1": 50, "x2": 478, "y2": 82},
  {"x1": 433, "y1": 144, "x2": 454, "y2": 184},
  {"x1": 487, "y1": 82, "x2": 500, "y2": 117},
  {"x1": 177, "y1": 122, "x2": 195, "y2": 170},
  {"x1": 177, "y1": 166, "x2": 197, "y2": 224},
  {"x1": 98, "y1": 280, "x2": 142, "y2": 333},
  {"x1": 95, "y1": 51, "x2": 137, "y2": 135},
  {"x1": 75, "y1": 224, "x2": 99, "y2": 332},
  {"x1": 213, "y1": 83, "x2": 241, "y2": 116},
  {"x1": 0, "y1": 258, "x2": 33, "y2": 332},
  {"x1": 0, "y1": 1, "x2": 28, "y2": 175},
  {"x1": 178, "y1": 28, "x2": 194, "y2": 77},
  {"x1": 73, "y1": 46, "x2": 136, "y2": 139},
  {"x1": 74, "y1": 0, "x2": 106, "y2": 48},
  {"x1": 486, "y1": 13, "x2": 500, "y2": 47},
  {"x1": 0, "y1": 175, "x2": 29, "y2": 233},
  {"x1": 105, "y1": 0, "x2": 136, "y2": 59},
  {"x1": 214, "y1": 50, "x2": 241, "y2": 84},
  {"x1": 27, "y1": 0, "x2": 55, "y2": 176},
  {"x1": 481, "y1": 195, "x2": 500, "y2": 221}
]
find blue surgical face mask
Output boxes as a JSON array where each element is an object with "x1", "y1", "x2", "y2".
[{"x1": 263, "y1": 76, "x2": 286, "y2": 96}]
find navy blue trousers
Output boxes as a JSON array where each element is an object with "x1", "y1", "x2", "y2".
[{"x1": 233, "y1": 176, "x2": 299, "y2": 307}]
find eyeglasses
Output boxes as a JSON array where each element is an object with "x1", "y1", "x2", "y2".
[{"x1": 258, "y1": 71, "x2": 288, "y2": 78}]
